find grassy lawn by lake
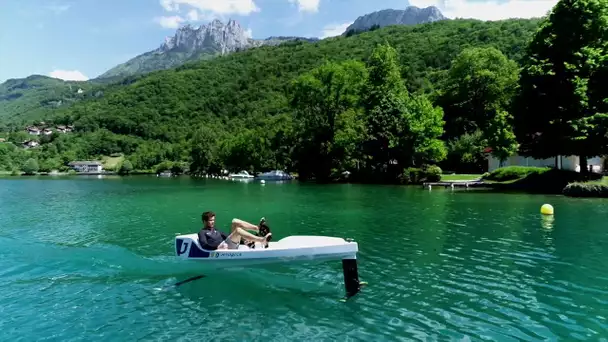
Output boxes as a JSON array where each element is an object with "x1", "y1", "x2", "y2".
[
  {"x1": 587, "y1": 176, "x2": 608, "y2": 185},
  {"x1": 101, "y1": 155, "x2": 125, "y2": 170},
  {"x1": 480, "y1": 166, "x2": 607, "y2": 197}
]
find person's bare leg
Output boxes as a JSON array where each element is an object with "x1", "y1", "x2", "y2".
[
  {"x1": 228, "y1": 218, "x2": 259, "y2": 244},
  {"x1": 226, "y1": 218, "x2": 270, "y2": 247},
  {"x1": 231, "y1": 218, "x2": 259, "y2": 232},
  {"x1": 229, "y1": 227, "x2": 269, "y2": 244}
]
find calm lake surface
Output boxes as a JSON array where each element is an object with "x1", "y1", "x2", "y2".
[{"x1": 1, "y1": 176, "x2": 607, "y2": 341}]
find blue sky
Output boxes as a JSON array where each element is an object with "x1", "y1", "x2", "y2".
[{"x1": 0, "y1": 0, "x2": 558, "y2": 82}]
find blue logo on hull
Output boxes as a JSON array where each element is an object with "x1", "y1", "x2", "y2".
[{"x1": 175, "y1": 238, "x2": 211, "y2": 258}]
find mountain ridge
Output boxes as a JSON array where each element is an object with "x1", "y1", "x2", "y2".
[
  {"x1": 97, "y1": 19, "x2": 318, "y2": 80},
  {"x1": 344, "y1": 6, "x2": 447, "y2": 34},
  {"x1": 98, "y1": 6, "x2": 447, "y2": 80}
]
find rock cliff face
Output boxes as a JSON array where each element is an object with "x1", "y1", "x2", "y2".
[
  {"x1": 344, "y1": 6, "x2": 447, "y2": 34},
  {"x1": 158, "y1": 19, "x2": 252, "y2": 54},
  {"x1": 98, "y1": 20, "x2": 316, "y2": 80}
]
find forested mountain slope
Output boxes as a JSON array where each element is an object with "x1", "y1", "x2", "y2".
[
  {"x1": 1, "y1": 18, "x2": 541, "y2": 175},
  {"x1": 61, "y1": 19, "x2": 539, "y2": 139}
]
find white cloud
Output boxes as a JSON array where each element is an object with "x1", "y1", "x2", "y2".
[
  {"x1": 288, "y1": 0, "x2": 320, "y2": 13},
  {"x1": 156, "y1": 0, "x2": 259, "y2": 28},
  {"x1": 320, "y1": 22, "x2": 352, "y2": 38},
  {"x1": 160, "y1": 0, "x2": 260, "y2": 16},
  {"x1": 187, "y1": 9, "x2": 199, "y2": 21},
  {"x1": 244, "y1": 28, "x2": 253, "y2": 38},
  {"x1": 409, "y1": 0, "x2": 558, "y2": 21},
  {"x1": 49, "y1": 70, "x2": 88, "y2": 81},
  {"x1": 156, "y1": 15, "x2": 185, "y2": 28}
]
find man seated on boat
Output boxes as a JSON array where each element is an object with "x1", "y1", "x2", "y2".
[{"x1": 197, "y1": 211, "x2": 271, "y2": 250}]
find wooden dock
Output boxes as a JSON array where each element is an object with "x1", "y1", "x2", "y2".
[{"x1": 422, "y1": 181, "x2": 486, "y2": 189}]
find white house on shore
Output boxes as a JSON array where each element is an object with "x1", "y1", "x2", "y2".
[
  {"x1": 22, "y1": 140, "x2": 39, "y2": 149},
  {"x1": 487, "y1": 153, "x2": 605, "y2": 173},
  {"x1": 26, "y1": 126, "x2": 41, "y2": 135},
  {"x1": 68, "y1": 161, "x2": 104, "y2": 173}
]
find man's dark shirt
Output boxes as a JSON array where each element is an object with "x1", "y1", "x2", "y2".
[{"x1": 198, "y1": 227, "x2": 228, "y2": 250}]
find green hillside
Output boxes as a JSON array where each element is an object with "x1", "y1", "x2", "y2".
[
  {"x1": 62, "y1": 19, "x2": 539, "y2": 134},
  {"x1": 0, "y1": 75, "x2": 100, "y2": 127},
  {"x1": 96, "y1": 37, "x2": 318, "y2": 80},
  {"x1": 96, "y1": 50, "x2": 221, "y2": 80},
  {"x1": 0, "y1": 18, "x2": 541, "y2": 176}
]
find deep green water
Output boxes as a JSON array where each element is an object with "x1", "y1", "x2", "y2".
[{"x1": 1, "y1": 176, "x2": 607, "y2": 341}]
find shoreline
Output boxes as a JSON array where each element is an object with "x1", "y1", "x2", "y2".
[
  {"x1": 0, "y1": 170, "x2": 155, "y2": 177},
  {"x1": 2, "y1": 170, "x2": 607, "y2": 199}
]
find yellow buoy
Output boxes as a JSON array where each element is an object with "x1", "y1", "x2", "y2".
[{"x1": 540, "y1": 204, "x2": 554, "y2": 215}]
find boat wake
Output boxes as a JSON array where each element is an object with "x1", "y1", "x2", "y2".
[
  {"x1": 0, "y1": 236, "x2": 205, "y2": 283},
  {"x1": 0, "y1": 236, "x2": 348, "y2": 299}
]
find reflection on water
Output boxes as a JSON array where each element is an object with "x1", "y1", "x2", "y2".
[{"x1": 541, "y1": 215, "x2": 555, "y2": 230}]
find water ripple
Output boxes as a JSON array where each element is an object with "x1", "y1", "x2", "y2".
[{"x1": 1, "y1": 179, "x2": 608, "y2": 340}]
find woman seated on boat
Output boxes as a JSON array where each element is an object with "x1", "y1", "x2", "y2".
[{"x1": 197, "y1": 211, "x2": 271, "y2": 250}]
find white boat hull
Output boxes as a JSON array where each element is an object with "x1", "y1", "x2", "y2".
[
  {"x1": 175, "y1": 234, "x2": 358, "y2": 269},
  {"x1": 228, "y1": 171, "x2": 254, "y2": 179}
]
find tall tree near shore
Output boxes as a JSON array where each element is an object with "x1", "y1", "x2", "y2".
[
  {"x1": 438, "y1": 47, "x2": 520, "y2": 169},
  {"x1": 515, "y1": 0, "x2": 608, "y2": 173},
  {"x1": 439, "y1": 47, "x2": 520, "y2": 139},
  {"x1": 22, "y1": 158, "x2": 39, "y2": 175},
  {"x1": 486, "y1": 110, "x2": 519, "y2": 166},
  {"x1": 400, "y1": 94, "x2": 447, "y2": 166},
  {"x1": 190, "y1": 125, "x2": 223, "y2": 175},
  {"x1": 361, "y1": 43, "x2": 410, "y2": 177},
  {"x1": 290, "y1": 60, "x2": 367, "y2": 181},
  {"x1": 361, "y1": 43, "x2": 446, "y2": 180}
]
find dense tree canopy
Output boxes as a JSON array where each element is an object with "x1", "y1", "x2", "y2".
[
  {"x1": 437, "y1": 47, "x2": 520, "y2": 171},
  {"x1": 439, "y1": 47, "x2": 520, "y2": 139},
  {"x1": 361, "y1": 43, "x2": 446, "y2": 181},
  {"x1": 291, "y1": 60, "x2": 368, "y2": 181},
  {"x1": 1, "y1": 17, "x2": 568, "y2": 179},
  {"x1": 515, "y1": 0, "x2": 608, "y2": 173}
]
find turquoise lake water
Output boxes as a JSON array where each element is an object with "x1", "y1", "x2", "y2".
[{"x1": 1, "y1": 176, "x2": 607, "y2": 341}]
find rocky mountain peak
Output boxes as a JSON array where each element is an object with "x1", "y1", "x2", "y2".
[
  {"x1": 158, "y1": 19, "x2": 251, "y2": 54},
  {"x1": 344, "y1": 6, "x2": 447, "y2": 34}
]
